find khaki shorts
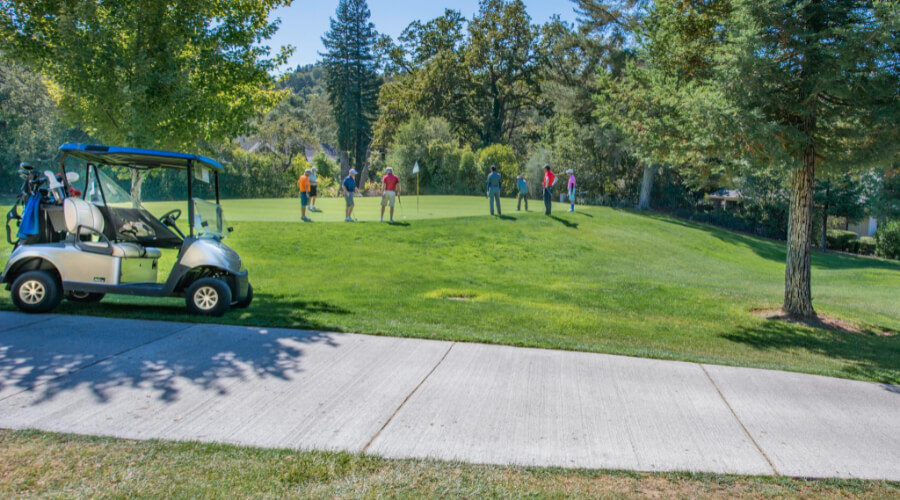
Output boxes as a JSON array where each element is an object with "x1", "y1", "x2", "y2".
[{"x1": 381, "y1": 190, "x2": 397, "y2": 207}]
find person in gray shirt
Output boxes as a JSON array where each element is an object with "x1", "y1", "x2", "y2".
[{"x1": 486, "y1": 165, "x2": 502, "y2": 216}]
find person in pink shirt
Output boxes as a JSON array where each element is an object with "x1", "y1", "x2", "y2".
[{"x1": 566, "y1": 169, "x2": 576, "y2": 212}]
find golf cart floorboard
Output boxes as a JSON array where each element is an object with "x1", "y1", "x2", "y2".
[{"x1": 64, "y1": 281, "x2": 175, "y2": 298}]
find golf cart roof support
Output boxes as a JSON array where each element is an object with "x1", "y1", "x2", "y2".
[
  {"x1": 215, "y1": 172, "x2": 221, "y2": 205},
  {"x1": 187, "y1": 159, "x2": 195, "y2": 239},
  {"x1": 58, "y1": 144, "x2": 224, "y2": 173}
]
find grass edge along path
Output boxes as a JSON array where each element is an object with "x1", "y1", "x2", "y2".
[{"x1": 2, "y1": 430, "x2": 898, "y2": 499}]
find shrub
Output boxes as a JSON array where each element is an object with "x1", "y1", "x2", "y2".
[
  {"x1": 858, "y1": 236, "x2": 876, "y2": 255},
  {"x1": 826, "y1": 230, "x2": 859, "y2": 252},
  {"x1": 875, "y1": 220, "x2": 900, "y2": 259},
  {"x1": 311, "y1": 151, "x2": 338, "y2": 182},
  {"x1": 477, "y1": 144, "x2": 518, "y2": 195}
]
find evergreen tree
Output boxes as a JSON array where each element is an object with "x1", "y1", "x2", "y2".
[
  {"x1": 321, "y1": 0, "x2": 381, "y2": 178},
  {"x1": 712, "y1": 0, "x2": 900, "y2": 317}
]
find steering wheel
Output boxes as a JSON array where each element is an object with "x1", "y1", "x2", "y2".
[{"x1": 159, "y1": 209, "x2": 184, "y2": 238}]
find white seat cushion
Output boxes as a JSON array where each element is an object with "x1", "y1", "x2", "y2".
[
  {"x1": 63, "y1": 198, "x2": 105, "y2": 235},
  {"x1": 111, "y1": 242, "x2": 145, "y2": 258}
]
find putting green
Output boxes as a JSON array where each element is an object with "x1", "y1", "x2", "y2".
[{"x1": 143, "y1": 195, "x2": 561, "y2": 223}]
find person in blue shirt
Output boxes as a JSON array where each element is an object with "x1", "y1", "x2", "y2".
[
  {"x1": 342, "y1": 169, "x2": 361, "y2": 222},
  {"x1": 486, "y1": 165, "x2": 502, "y2": 216},
  {"x1": 516, "y1": 174, "x2": 529, "y2": 211}
]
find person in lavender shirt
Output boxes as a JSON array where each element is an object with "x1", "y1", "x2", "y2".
[{"x1": 566, "y1": 169, "x2": 576, "y2": 212}]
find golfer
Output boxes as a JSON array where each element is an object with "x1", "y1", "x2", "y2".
[
  {"x1": 381, "y1": 167, "x2": 401, "y2": 223},
  {"x1": 297, "y1": 168, "x2": 312, "y2": 222},
  {"x1": 542, "y1": 164, "x2": 557, "y2": 215},
  {"x1": 567, "y1": 169, "x2": 576, "y2": 212},
  {"x1": 342, "y1": 168, "x2": 361, "y2": 222},
  {"x1": 516, "y1": 174, "x2": 529, "y2": 211},
  {"x1": 309, "y1": 166, "x2": 320, "y2": 212},
  {"x1": 486, "y1": 165, "x2": 502, "y2": 216}
]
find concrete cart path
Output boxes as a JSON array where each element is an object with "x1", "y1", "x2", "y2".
[{"x1": 0, "y1": 311, "x2": 898, "y2": 481}]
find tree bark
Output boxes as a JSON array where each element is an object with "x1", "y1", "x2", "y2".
[
  {"x1": 638, "y1": 163, "x2": 656, "y2": 211},
  {"x1": 130, "y1": 169, "x2": 146, "y2": 208},
  {"x1": 783, "y1": 148, "x2": 816, "y2": 318}
]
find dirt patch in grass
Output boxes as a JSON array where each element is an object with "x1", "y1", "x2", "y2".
[{"x1": 752, "y1": 308, "x2": 895, "y2": 337}]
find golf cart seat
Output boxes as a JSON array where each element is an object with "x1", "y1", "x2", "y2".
[{"x1": 64, "y1": 198, "x2": 160, "y2": 259}]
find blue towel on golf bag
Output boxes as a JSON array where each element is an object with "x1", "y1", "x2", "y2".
[{"x1": 17, "y1": 195, "x2": 41, "y2": 239}]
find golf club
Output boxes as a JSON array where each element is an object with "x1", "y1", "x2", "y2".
[{"x1": 397, "y1": 194, "x2": 406, "y2": 220}]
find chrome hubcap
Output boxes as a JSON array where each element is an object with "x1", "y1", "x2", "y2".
[
  {"x1": 194, "y1": 286, "x2": 219, "y2": 311},
  {"x1": 71, "y1": 291, "x2": 90, "y2": 299},
  {"x1": 19, "y1": 280, "x2": 46, "y2": 305}
]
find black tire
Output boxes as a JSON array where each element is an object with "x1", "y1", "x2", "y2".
[
  {"x1": 185, "y1": 278, "x2": 232, "y2": 317},
  {"x1": 233, "y1": 284, "x2": 253, "y2": 309},
  {"x1": 11, "y1": 270, "x2": 63, "y2": 314},
  {"x1": 66, "y1": 291, "x2": 105, "y2": 303}
]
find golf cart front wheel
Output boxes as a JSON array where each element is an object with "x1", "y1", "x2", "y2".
[
  {"x1": 11, "y1": 270, "x2": 62, "y2": 314},
  {"x1": 234, "y1": 283, "x2": 253, "y2": 309},
  {"x1": 66, "y1": 291, "x2": 105, "y2": 303},
  {"x1": 185, "y1": 278, "x2": 232, "y2": 317}
]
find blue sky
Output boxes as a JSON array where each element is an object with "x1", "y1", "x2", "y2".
[{"x1": 266, "y1": 0, "x2": 580, "y2": 71}]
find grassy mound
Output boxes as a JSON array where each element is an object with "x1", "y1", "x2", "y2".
[{"x1": 2, "y1": 196, "x2": 898, "y2": 382}]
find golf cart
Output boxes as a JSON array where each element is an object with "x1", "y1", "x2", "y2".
[{"x1": 2, "y1": 144, "x2": 252, "y2": 316}]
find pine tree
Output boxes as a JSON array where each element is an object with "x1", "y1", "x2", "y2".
[
  {"x1": 322, "y1": 0, "x2": 381, "y2": 178},
  {"x1": 714, "y1": 0, "x2": 900, "y2": 318}
]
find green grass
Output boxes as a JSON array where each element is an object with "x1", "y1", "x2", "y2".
[
  {"x1": 2, "y1": 430, "x2": 897, "y2": 499},
  {"x1": 2, "y1": 196, "x2": 899, "y2": 383}
]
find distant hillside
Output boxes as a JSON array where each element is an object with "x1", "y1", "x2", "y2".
[{"x1": 280, "y1": 63, "x2": 326, "y2": 98}]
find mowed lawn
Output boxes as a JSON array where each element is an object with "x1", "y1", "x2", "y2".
[
  {"x1": 1, "y1": 196, "x2": 898, "y2": 383},
  {"x1": 4, "y1": 430, "x2": 898, "y2": 499}
]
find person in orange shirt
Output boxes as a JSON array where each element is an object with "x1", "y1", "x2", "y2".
[{"x1": 297, "y1": 169, "x2": 312, "y2": 222}]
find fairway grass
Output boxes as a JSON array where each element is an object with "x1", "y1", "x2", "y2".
[
  {"x1": 2, "y1": 430, "x2": 897, "y2": 499},
  {"x1": 1, "y1": 196, "x2": 898, "y2": 383}
]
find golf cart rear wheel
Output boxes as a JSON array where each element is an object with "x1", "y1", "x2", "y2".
[
  {"x1": 66, "y1": 291, "x2": 105, "y2": 303},
  {"x1": 234, "y1": 284, "x2": 253, "y2": 309},
  {"x1": 185, "y1": 278, "x2": 232, "y2": 317},
  {"x1": 11, "y1": 270, "x2": 62, "y2": 314}
]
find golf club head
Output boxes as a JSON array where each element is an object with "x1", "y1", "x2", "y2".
[{"x1": 19, "y1": 162, "x2": 34, "y2": 171}]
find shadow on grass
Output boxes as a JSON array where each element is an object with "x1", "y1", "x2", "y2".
[
  {"x1": 576, "y1": 212, "x2": 594, "y2": 218},
  {"x1": 0, "y1": 296, "x2": 353, "y2": 404},
  {"x1": 638, "y1": 211, "x2": 900, "y2": 271},
  {"x1": 498, "y1": 215, "x2": 517, "y2": 221},
  {"x1": 549, "y1": 215, "x2": 578, "y2": 229},
  {"x1": 721, "y1": 319, "x2": 900, "y2": 385}
]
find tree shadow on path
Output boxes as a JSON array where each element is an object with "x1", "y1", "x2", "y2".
[{"x1": 0, "y1": 297, "x2": 352, "y2": 405}]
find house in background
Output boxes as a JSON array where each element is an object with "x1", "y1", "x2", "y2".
[
  {"x1": 847, "y1": 217, "x2": 878, "y2": 237},
  {"x1": 707, "y1": 189, "x2": 743, "y2": 210}
]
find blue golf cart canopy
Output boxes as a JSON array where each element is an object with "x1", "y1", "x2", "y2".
[{"x1": 59, "y1": 144, "x2": 224, "y2": 173}]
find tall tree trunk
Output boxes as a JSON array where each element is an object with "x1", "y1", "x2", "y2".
[
  {"x1": 130, "y1": 169, "x2": 146, "y2": 208},
  {"x1": 340, "y1": 151, "x2": 350, "y2": 180},
  {"x1": 820, "y1": 188, "x2": 829, "y2": 251},
  {"x1": 784, "y1": 148, "x2": 816, "y2": 318},
  {"x1": 637, "y1": 163, "x2": 656, "y2": 211}
]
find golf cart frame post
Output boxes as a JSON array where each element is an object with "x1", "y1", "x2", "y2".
[{"x1": 2, "y1": 144, "x2": 251, "y2": 316}]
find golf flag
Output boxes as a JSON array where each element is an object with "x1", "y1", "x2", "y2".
[{"x1": 413, "y1": 161, "x2": 420, "y2": 212}]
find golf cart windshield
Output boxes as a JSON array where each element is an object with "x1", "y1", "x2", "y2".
[
  {"x1": 192, "y1": 199, "x2": 228, "y2": 240},
  {"x1": 85, "y1": 167, "x2": 183, "y2": 248}
]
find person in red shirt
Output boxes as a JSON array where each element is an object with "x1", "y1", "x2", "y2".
[
  {"x1": 381, "y1": 167, "x2": 401, "y2": 223},
  {"x1": 542, "y1": 164, "x2": 557, "y2": 215}
]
